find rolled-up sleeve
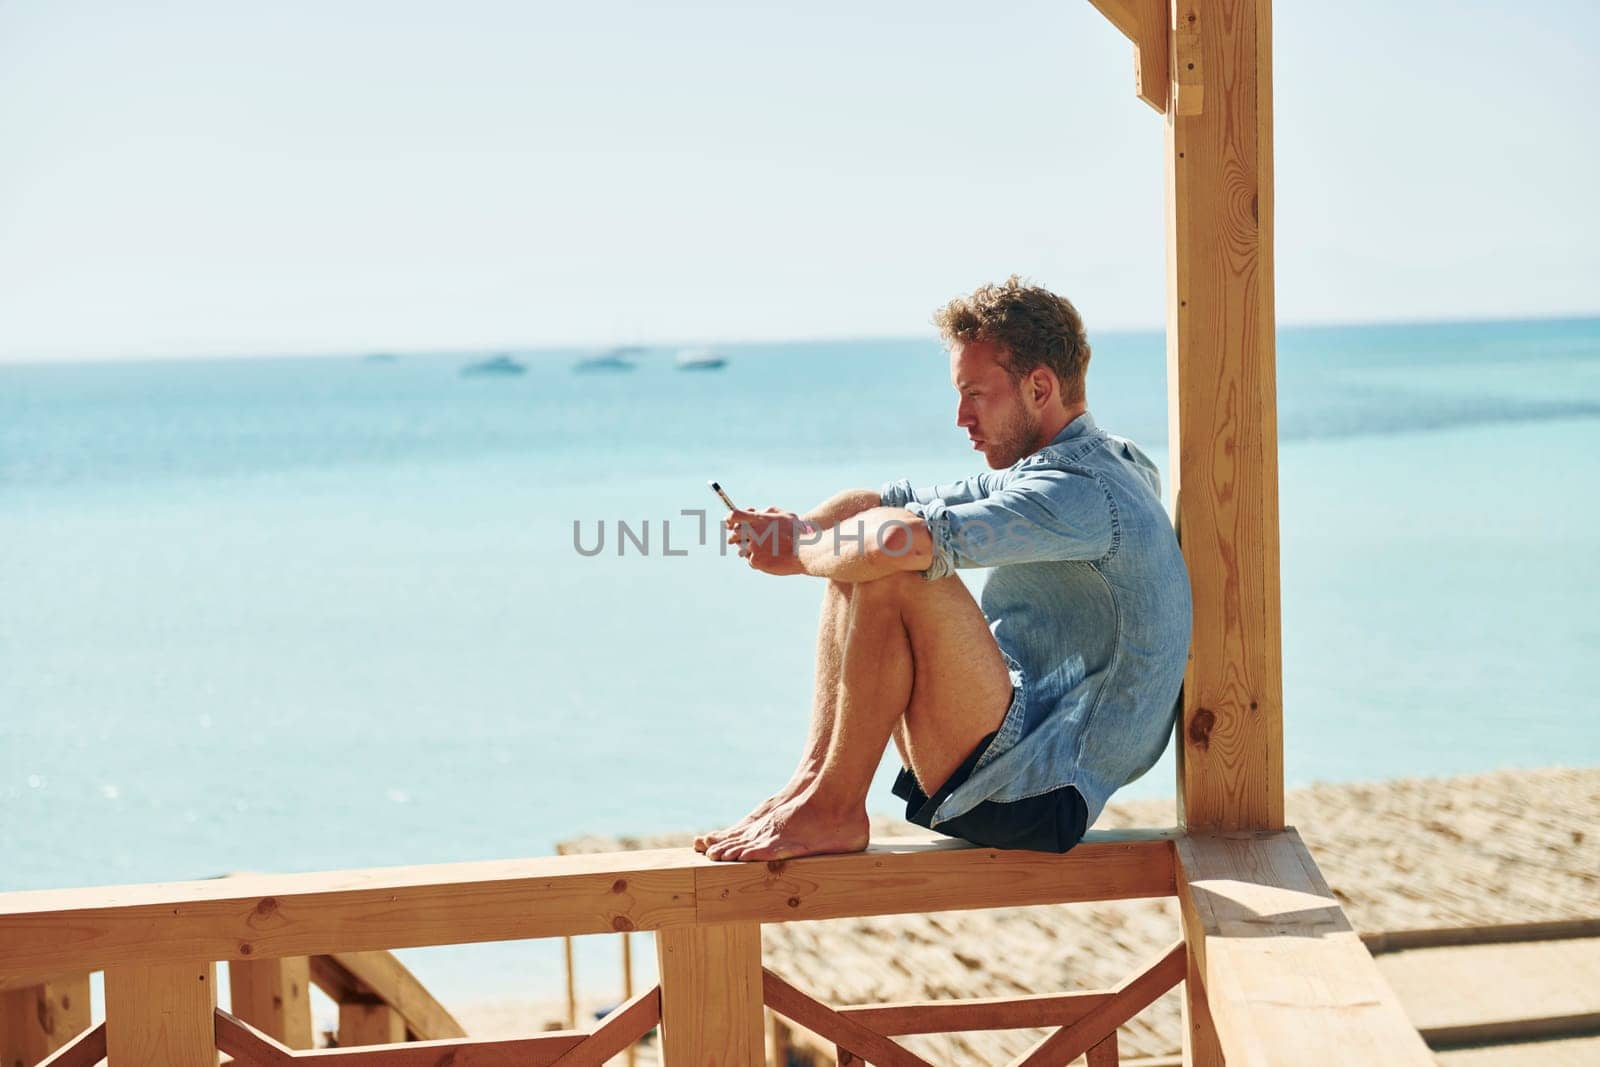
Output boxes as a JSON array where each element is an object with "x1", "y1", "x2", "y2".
[
  {"x1": 902, "y1": 468, "x2": 1114, "y2": 580},
  {"x1": 879, "y1": 473, "x2": 994, "y2": 509}
]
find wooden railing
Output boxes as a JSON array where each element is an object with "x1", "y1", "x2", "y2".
[{"x1": 0, "y1": 828, "x2": 1430, "y2": 1065}]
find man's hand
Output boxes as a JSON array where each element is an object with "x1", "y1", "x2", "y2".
[{"x1": 727, "y1": 507, "x2": 813, "y2": 576}]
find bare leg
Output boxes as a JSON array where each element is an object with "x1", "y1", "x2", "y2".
[
  {"x1": 705, "y1": 571, "x2": 1013, "y2": 862},
  {"x1": 695, "y1": 580, "x2": 854, "y2": 851}
]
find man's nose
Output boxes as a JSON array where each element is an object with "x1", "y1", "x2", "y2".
[{"x1": 956, "y1": 402, "x2": 976, "y2": 427}]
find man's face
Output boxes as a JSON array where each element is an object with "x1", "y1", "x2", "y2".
[{"x1": 950, "y1": 338, "x2": 1040, "y2": 469}]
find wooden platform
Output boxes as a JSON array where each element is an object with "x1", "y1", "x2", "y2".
[{"x1": 1375, "y1": 936, "x2": 1600, "y2": 1052}]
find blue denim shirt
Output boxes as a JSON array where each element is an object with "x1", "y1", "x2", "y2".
[{"x1": 879, "y1": 411, "x2": 1192, "y2": 831}]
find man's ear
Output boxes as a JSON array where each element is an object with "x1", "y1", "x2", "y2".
[{"x1": 1028, "y1": 368, "x2": 1055, "y2": 409}]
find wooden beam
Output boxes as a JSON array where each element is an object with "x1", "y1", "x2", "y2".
[
  {"x1": 0, "y1": 973, "x2": 90, "y2": 1065},
  {"x1": 546, "y1": 985, "x2": 661, "y2": 1067},
  {"x1": 231, "y1": 956, "x2": 314, "y2": 1049},
  {"x1": 338, "y1": 1001, "x2": 405, "y2": 1046},
  {"x1": 215, "y1": 1007, "x2": 599, "y2": 1066},
  {"x1": 694, "y1": 832, "x2": 1177, "y2": 924},
  {"x1": 1088, "y1": 0, "x2": 1171, "y2": 113},
  {"x1": 0, "y1": 835, "x2": 1174, "y2": 978},
  {"x1": 34, "y1": 1022, "x2": 106, "y2": 1067},
  {"x1": 0, "y1": 850, "x2": 699, "y2": 976},
  {"x1": 656, "y1": 923, "x2": 765, "y2": 1065},
  {"x1": 1006, "y1": 941, "x2": 1185, "y2": 1067},
  {"x1": 762, "y1": 969, "x2": 934, "y2": 1067},
  {"x1": 840, "y1": 988, "x2": 1116, "y2": 1034},
  {"x1": 1175, "y1": 830, "x2": 1434, "y2": 1065},
  {"x1": 1166, "y1": 0, "x2": 1283, "y2": 832},
  {"x1": 313, "y1": 951, "x2": 465, "y2": 1040},
  {"x1": 104, "y1": 960, "x2": 219, "y2": 1066}
]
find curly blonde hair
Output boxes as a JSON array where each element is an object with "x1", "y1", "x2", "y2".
[{"x1": 933, "y1": 275, "x2": 1091, "y2": 404}]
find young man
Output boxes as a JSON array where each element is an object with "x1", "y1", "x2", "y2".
[{"x1": 695, "y1": 276, "x2": 1191, "y2": 862}]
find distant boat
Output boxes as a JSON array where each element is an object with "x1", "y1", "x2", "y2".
[
  {"x1": 460, "y1": 354, "x2": 526, "y2": 377},
  {"x1": 675, "y1": 348, "x2": 727, "y2": 371},
  {"x1": 574, "y1": 347, "x2": 641, "y2": 373}
]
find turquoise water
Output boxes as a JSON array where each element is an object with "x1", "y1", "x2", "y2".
[{"x1": 3, "y1": 319, "x2": 1598, "y2": 1002}]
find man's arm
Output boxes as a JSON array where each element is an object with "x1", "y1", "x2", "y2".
[
  {"x1": 796, "y1": 506, "x2": 933, "y2": 582},
  {"x1": 802, "y1": 488, "x2": 882, "y2": 532}
]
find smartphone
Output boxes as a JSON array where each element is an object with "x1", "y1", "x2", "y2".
[{"x1": 708, "y1": 480, "x2": 738, "y2": 511}]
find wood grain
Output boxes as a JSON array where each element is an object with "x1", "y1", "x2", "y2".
[
  {"x1": 0, "y1": 973, "x2": 90, "y2": 1066},
  {"x1": 231, "y1": 956, "x2": 314, "y2": 1049},
  {"x1": 1165, "y1": 0, "x2": 1284, "y2": 833},
  {"x1": 317, "y1": 950, "x2": 465, "y2": 1040},
  {"x1": 1176, "y1": 830, "x2": 1434, "y2": 1065},
  {"x1": 656, "y1": 922, "x2": 764, "y2": 1065},
  {"x1": 695, "y1": 832, "x2": 1177, "y2": 924},
  {"x1": 0, "y1": 851, "x2": 698, "y2": 977},
  {"x1": 104, "y1": 960, "x2": 218, "y2": 1066}
]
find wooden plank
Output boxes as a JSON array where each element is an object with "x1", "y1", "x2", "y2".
[
  {"x1": 215, "y1": 1008, "x2": 295, "y2": 1066},
  {"x1": 337, "y1": 1001, "x2": 405, "y2": 1046},
  {"x1": 656, "y1": 923, "x2": 764, "y2": 1065},
  {"x1": 104, "y1": 960, "x2": 219, "y2": 1067},
  {"x1": 34, "y1": 1022, "x2": 106, "y2": 1067},
  {"x1": 324, "y1": 951, "x2": 465, "y2": 1040},
  {"x1": 1007, "y1": 941, "x2": 1185, "y2": 1067},
  {"x1": 1087, "y1": 1032, "x2": 1120, "y2": 1067},
  {"x1": 218, "y1": 1008, "x2": 594, "y2": 1065},
  {"x1": 1362, "y1": 916, "x2": 1600, "y2": 955},
  {"x1": 1375, "y1": 937, "x2": 1600, "y2": 1041},
  {"x1": 0, "y1": 850, "x2": 699, "y2": 977},
  {"x1": 231, "y1": 956, "x2": 314, "y2": 1049},
  {"x1": 546, "y1": 985, "x2": 661, "y2": 1067},
  {"x1": 840, "y1": 988, "x2": 1116, "y2": 1034},
  {"x1": 1, "y1": 973, "x2": 91, "y2": 1065},
  {"x1": 1171, "y1": 0, "x2": 1204, "y2": 115},
  {"x1": 1180, "y1": 933, "x2": 1224, "y2": 1067},
  {"x1": 761, "y1": 969, "x2": 933, "y2": 1067},
  {"x1": 1166, "y1": 0, "x2": 1283, "y2": 832},
  {"x1": 1088, "y1": 0, "x2": 1170, "y2": 113},
  {"x1": 1176, "y1": 830, "x2": 1433, "y2": 1065},
  {"x1": 695, "y1": 832, "x2": 1177, "y2": 924}
]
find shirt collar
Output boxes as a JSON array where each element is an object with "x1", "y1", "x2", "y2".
[{"x1": 1047, "y1": 410, "x2": 1097, "y2": 446}]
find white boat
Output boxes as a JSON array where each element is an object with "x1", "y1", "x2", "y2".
[{"x1": 675, "y1": 348, "x2": 727, "y2": 371}]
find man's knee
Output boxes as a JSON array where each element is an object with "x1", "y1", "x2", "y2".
[{"x1": 849, "y1": 570, "x2": 925, "y2": 603}]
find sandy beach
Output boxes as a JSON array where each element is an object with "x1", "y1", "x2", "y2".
[{"x1": 431, "y1": 765, "x2": 1600, "y2": 1065}]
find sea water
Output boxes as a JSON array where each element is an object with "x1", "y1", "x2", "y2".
[{"x1": 2, "y1": 318, "x2": 1597, "y2": 1004}]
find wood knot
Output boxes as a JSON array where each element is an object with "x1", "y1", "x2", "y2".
[
  {"x1": 611, "y1": 879, "x2": 627, "y2": 893},
  {"x1": 255, "y1": 897, "x2": 278, "y2": 917},
  {"x1": 238, "y1": 942, "x2": 254, "y2": 955},
  {"x1": 765, "y1": 860, "x2": 787, "y2": 874},
  {"x1": 786, "y1": 897, "x2": 801, "y2": 909},
  {"x1": 1188, "y1": 707, "x2": 1216, "y2": 749},
  {"x1": 611, "y1": 916, "x2": 635, "y2": 932}
]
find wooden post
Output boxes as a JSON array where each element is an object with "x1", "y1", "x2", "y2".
[
  {"x1": 0, "y1": 975, "x2": 91, "y2": 1066},
  {"x1": 338, "y1": 1001, "x2": 405, "y2": 1046},
  {"x1": 105, "y1": 960, "x2": 219, "y2": 1066},
  {"x1": 621, "y1": 933, "x2": 636, "y2": 1067},
  {"x1": 655, "y1": 922, "x2": 764, "y2": 1065},
  {"x1": 1166, "y1": 0, "x2": 1284, "y2": 835},
  {"x1": 563, "y1": 935, "x2": 577, "y2": 1030},
  {"x1": 230, "y1": 957, "x2": 313, "y2": 1049}
]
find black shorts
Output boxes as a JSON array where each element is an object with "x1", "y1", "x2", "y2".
[{"x1": 892, "y1": 731, "x2": 1089, "y2": 854}]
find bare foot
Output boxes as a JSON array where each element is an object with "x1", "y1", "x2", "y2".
[
  {"x1": 693, "y1": 776, "x2": 811, "y2": 853},
  {"x1": 703, "y1": 796, "x2": 870, "y2": 862}
]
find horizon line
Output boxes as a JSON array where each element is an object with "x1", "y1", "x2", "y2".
[{"x1": 3, "y1": 308, "x2": 1598, "y2": 368}]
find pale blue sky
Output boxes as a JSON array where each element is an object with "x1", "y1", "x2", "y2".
[{"x1": 1, "y1": 0, "x2": 1595, "y2": 361}]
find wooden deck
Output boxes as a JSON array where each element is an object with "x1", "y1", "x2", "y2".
[{"x1": 1377, "y1": 936, "x2": 1600, "y2": 1051}]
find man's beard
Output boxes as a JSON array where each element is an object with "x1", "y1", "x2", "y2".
[{"x1": 990, "y1": 402, "x2": 1041, "y2": 468}]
